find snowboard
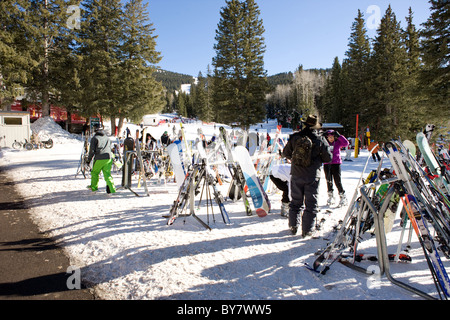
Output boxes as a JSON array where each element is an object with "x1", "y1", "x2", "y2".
[
  {"x1": 417, "y1": 132, "x2": 440, "y2": 175},
  {"x1": 234, "y1": 145, "x2": 271, "y2": 217},
  {"x1": 403, "y1": 140, "x2": 416, "y2": 157},
  {"x1": 417, "y1": 132, "x2": 450, "y2": 194},
  {"x1": 248, "y1": 132, "x2": 258, "y2": 156},
  {"x1": 168, "y1": 141, "x2": 186, "y2": 189}
]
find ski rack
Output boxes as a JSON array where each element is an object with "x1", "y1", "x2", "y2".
[
  {"x1": 166, "y1": 160, "x2": 231, "y2": 230},
  {"x1": 313, "y1": 140, "x2": 450, "y2": 300},
  {"x1": 359, "y1": 183, "x2": 436, "y2": 300},
  {"x1": 117, "y1": 130, "x2": 150, "y2": 197},
  {"x1": 315, "y1": 177, "x2": 436, "y2": 300}
]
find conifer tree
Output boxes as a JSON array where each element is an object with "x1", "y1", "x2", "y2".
[
  {"x1": 342, "y1": 10, "x2": 371, "y2": 134},
  {"x1": 322, "y1": 57, "x2": 344, "y2": 123},
  {"x1": 402, "y1": 7, "x2": 425, "y2": 134},
  {"x1": 420, "y1": 0, "x2": 449, "y2": 113},
  {"x1": 116, "y1": 0, "x2": 164, "y2": 132},
  {"x1": 212, "y1": 0, "x2": 268, "y2": 129},
  {"x1": 49, "y1": 1, "x2": 84, "y2": 129},
  {"x1": 0, "y1": 1, "x2": 37, "y2": 109},
  {"x1": 194, "y1": 73, "x2": 209, "y2": 122},
  {"x1": 21, "y1": 0, "x2": 74, "y2": 116},
  {"x1": 76, "y1": 0, "x2": 123, "y2": 119},
  {"x1": 368, "y1": 5, "x2": 409, "y2": 140}
]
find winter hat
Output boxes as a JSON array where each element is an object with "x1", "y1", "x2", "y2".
[
  {"x1": 325, "y1": 130, "x2": 335, "y2": 136},
  {"x1": 302, "y1": 115, "x2": 322, "y2": 129}
]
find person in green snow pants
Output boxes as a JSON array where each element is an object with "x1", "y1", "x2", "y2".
[{"x1": 87, "y1": 126, "x2": 116, "y2": 193}]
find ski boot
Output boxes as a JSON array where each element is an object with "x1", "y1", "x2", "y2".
[
  {"x1": 290, "y1": 226, "x2": 298, "y2": 235},
  {"x1": 280, "y1": 202, "x2": 290, "y2": 217},
  {"x1": 326, "y1": 191, "x2": 335, "y2": 206},
  {"x1": 338, "y1": 192, "x2": 348, "y2": 207}
]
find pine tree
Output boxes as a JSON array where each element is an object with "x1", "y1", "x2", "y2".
[
  {"x1": 212, "y1": 0, "x2": 268, "y2": 129},
  {"x1": 19, "y1": 0, "x2": 73, "y2": 116},
  {"x1": 49, "y1": 1, "x2": 84, "y2": 130},
  {"x1": 322, "y1": 57, "x2": 344, "y2": 123},
  {"x1": 0, "y1": 1, "x2": 37, "y2": 109},
  {"x1": 176, "y1": 91, "x2": 187, "y2": 117},
  {"x1": 420, "y1": 0, "x2": 449, "y2": 113},
  {"x1": 194, "y1": 73, "x2": 208, "y2": 122},
  {"x1": 342, "y1": 10, "x2": 371, "y2": 134},
  {"x1": 402, "y1": 7, "x2": 426, "y2": 136},
  {"x1": 368, "y1": 5, "x2": 409, "y2": 141},
  {"x1": 116, "y1": 0, "x2": 164, "y2": 133},
  {"x1": 75, "y1": 0, "x2": 124, "y2": 119}
]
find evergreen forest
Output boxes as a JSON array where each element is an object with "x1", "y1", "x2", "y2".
[{"x1": 0, "y1": 0, "x2": 448, "y2": 141}]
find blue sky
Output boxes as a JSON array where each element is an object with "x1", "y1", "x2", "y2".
[{"x1": 146, "y1": 0, "x2": 432, "y2": 76}]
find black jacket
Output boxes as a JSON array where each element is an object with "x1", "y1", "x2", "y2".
[{"x1": 282, "y1": 127, "x2": 332, "y2": 180}]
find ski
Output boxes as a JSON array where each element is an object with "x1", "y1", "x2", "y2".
[
  {"x1": 339, "y1": 253, "x2": 412, "y2": 263},
  {"x1": 262, "y1": 125, "x2": 282, "y2": 191},
  {"x1": 196, "y1": 140, "x2": 231, "y2": 225},
  {"x1": 402, "y1": 194, "x2": 450, "y2": 298},
  {"x1": 219, "y1": 126, "x2": 252, "y2": 215},
  {"x1": 166, "y1": 165, "x2": 196, "y2": 226}
]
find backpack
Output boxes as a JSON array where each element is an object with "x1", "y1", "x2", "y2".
[{"x1": 291, "y1": 135, "x2": 313, "y2": 167}]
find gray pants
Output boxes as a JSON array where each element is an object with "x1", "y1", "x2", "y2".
[{"x1": 289, "y1": 177, "x2": 320, "y2": 234}]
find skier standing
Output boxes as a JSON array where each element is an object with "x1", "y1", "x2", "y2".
[
  {"x1": 87, "y1": 125, "x2": 116, "y2": 194},
  {"x1": 282, "y1": 115, "x2": 332, "y2": 237},
  {"x1": 323, "y1": 130, "x2": 349, "y2": 206}
]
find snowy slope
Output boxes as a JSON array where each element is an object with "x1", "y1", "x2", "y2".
[{"x1": 0, "y1": 116, "x2": 447, "y2": 300}]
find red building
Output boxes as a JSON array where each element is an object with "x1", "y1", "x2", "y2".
[{"x1": 10, "y1": 101, "x2": 89, "y2": 133}]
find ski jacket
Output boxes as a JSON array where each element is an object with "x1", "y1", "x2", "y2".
[
  {"x1": 282, "y1": 127, "x2": 332, "y2": 180},
  {"x1": 87, "y1": 130, "x2": 112, "y2": 163},
  {"x1": 324, "y1": 135, "x2": 349, "y2": 165},
  {"x1": 161, "y1": 133, "x2": 170, "y2": 146}
]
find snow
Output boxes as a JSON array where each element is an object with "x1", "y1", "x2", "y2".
[{"x1": 0, "y1": 116, "x2": 448, "y2": 300}]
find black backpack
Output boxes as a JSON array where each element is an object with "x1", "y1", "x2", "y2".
[{"x1": 291, "y1": 135, "x2": 313, "y2": 167}]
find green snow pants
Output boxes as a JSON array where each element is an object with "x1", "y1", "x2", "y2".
[{"x1": 90, "y1": 159, "x2": 116, "y2": 193}]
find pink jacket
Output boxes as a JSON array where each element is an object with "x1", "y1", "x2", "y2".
[{"x1": 324, "y1": 135, "x2": 349, "y2": 165}]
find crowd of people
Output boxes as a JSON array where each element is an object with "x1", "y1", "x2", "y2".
[{"x1": 86, "y1": 116, "x2": 362, "y2": 239}]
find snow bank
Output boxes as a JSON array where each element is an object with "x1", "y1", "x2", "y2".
[{"x1": 31, "y1": 117, "x2": 81, "y2": 144}]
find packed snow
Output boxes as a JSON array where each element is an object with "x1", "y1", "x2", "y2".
[{"x1": 0, "y1": 115, "x2": 448, "y2": 300}]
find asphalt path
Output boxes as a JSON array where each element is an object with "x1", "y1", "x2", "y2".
[{"x1": 0, "y1": 168, "x2": 96, "y2": 300}]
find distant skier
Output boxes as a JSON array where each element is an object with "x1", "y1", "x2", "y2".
[{"x1": 161, "y1": 131, "x2": 171, "y2": 146}]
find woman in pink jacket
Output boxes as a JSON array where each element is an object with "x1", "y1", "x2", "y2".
[{"x1": 323, "y1": 130, "x2": 349, "y2": 207}]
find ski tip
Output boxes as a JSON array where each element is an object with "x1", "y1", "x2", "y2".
[{"x1": 256, "y1": 208, "x2": 268, "y2": 217}]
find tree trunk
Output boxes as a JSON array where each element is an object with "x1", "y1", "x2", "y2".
[{"x1": 110, "y1": 116, "x2": 117, "y2": 137}]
